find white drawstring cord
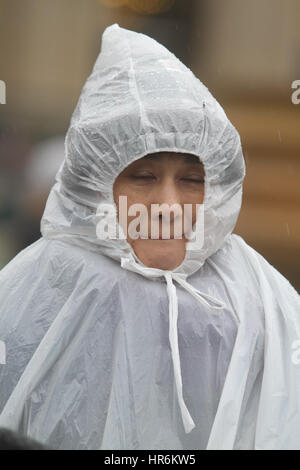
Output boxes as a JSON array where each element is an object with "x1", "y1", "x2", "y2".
[
  {"x1": 120, "y1": 257, "x2": 225, "y2": 434},
  {"x1": 164, "y1": 271, "x2": 196, "y2": 433},
  {"x1": 172, "y1": 273, "x2": 225, "y2": 312}
]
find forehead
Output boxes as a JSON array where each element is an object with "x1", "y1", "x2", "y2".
[{"x1": 133, "y1": 152, "x2": 202, "y2": 166}]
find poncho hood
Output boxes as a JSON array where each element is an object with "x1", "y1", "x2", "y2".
[{"x1": 41, "y1": 23, "x2": 245, "y2": 278}]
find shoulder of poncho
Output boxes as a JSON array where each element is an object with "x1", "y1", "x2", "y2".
[
  {"x1": 40, "y1": 238, "x2": 128, "y2": 283},
  {"x1": 230, "y1": 233, "x2": 300, "y2": 298}
]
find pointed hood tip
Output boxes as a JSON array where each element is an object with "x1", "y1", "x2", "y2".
[{"x1": 103, "y1": 23, "x2": 120, "y2": 35}]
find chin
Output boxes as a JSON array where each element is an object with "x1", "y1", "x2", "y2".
[{"x1": 132, "y1": 238, "x2": 186, "y2": 271}]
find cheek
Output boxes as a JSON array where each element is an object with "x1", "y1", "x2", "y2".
[
  {"x1": 181, "y1": 184, "x2": 204, "y2": 200},
  {"x1": 113, "y1": 184, "x2": 152, "y2": 223},
  {"x1": 113, "y1": 181, "x2": 132, "y2": 208},
  {"x1": 182, "y1": 190, "x2": 205, "y2": 224}
]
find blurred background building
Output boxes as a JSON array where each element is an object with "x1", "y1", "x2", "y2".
[{"x1": 0, "y1": 0, "x2": 299, "y2": 290}]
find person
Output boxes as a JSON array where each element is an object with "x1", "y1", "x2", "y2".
[
  {"x1": 0, "y1": 428, "x2": 47, "y2": 450},
  {"x1": 0, "y1": 23, "x2": 299, "y2": 450},
  {"x1": 17, "y1": 136, "x2": 65, "y2": 249}
]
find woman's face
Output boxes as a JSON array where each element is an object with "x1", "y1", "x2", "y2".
[{"x1": 113, "y1": 152, "x2": 205, "y2": 270}]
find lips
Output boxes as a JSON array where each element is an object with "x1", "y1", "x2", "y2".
[{"x1": 148, "y1": 235, "x2": 183, "y2": 240}]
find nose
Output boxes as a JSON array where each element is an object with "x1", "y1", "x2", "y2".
[{"x1": 151, "y1": 179, "x2": 182, "y2": 223}]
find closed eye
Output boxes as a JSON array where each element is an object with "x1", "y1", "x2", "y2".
[
  {"x1": 182, "y1": 178, "x2": 204, "y2": 184},
  {"x1": 132, "y1": 175, "x2": 155, "y2": 180}
]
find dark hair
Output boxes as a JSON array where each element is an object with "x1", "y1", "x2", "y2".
[{"x1": 0, "y1": 428, "x2": 49, "y2": 450}]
